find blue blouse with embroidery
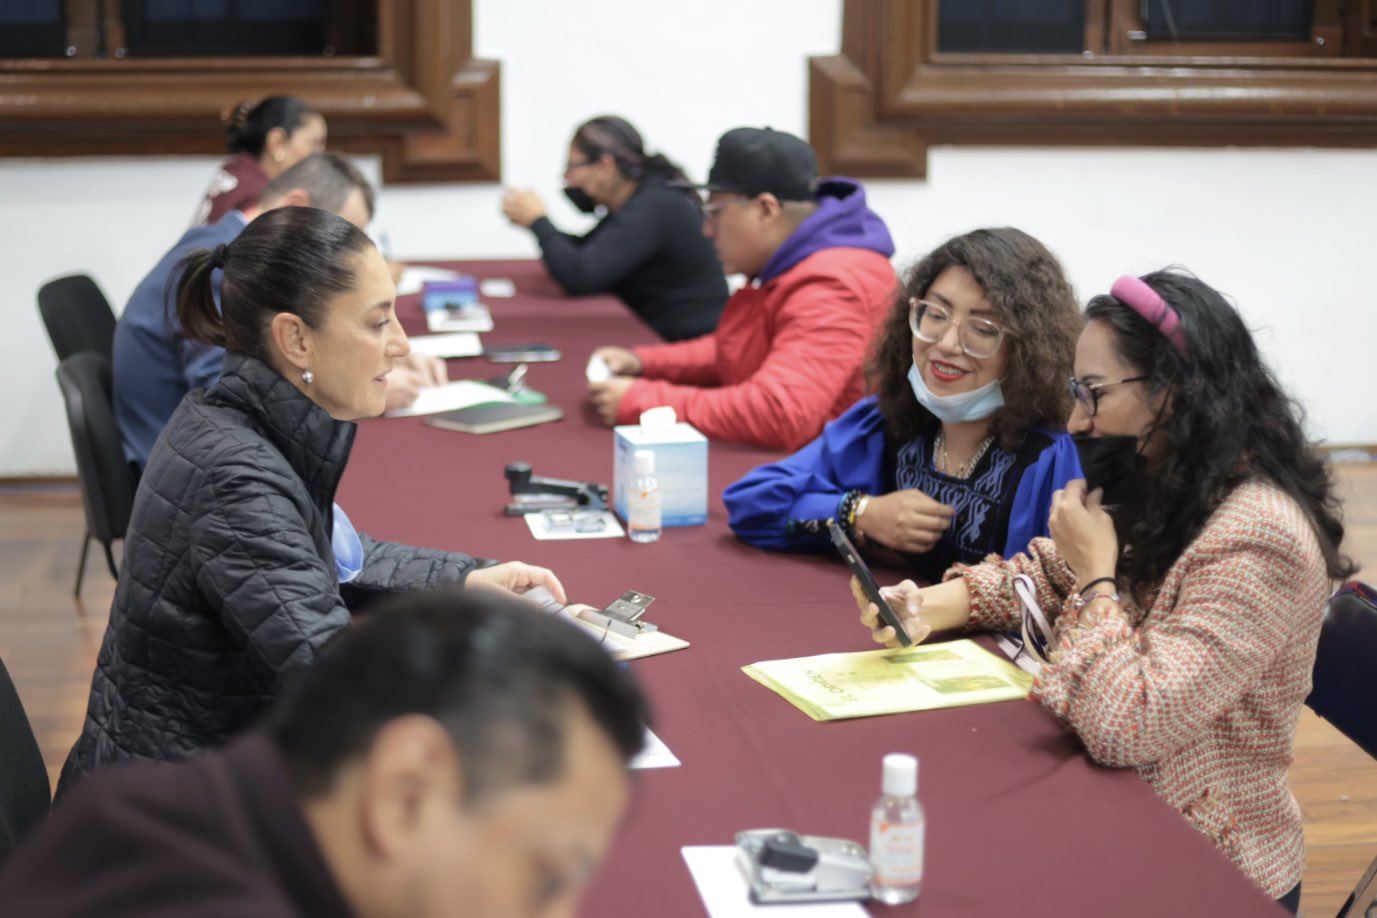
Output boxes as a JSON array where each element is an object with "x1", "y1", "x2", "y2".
[{"x1": 723, "y1": 396, "x2": 1082, "y2": 582}]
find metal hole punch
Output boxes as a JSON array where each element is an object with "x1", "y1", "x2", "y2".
[{"x1": 735, "y1": 829, "x2": 873, "y2": 903}]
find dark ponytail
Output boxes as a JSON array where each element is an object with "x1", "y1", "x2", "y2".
[
  {"x1": 173, "y1": 207, "x2": 373, "y2": 364},
  {"x1": 641, "y1": 151, "x2": 690, "y2": 184},
  {"x1": 571, "y1": 115, "x2": 689, "y2": 184},
  {"x1": 224, "y1": 95, "x2": 318, "y2": 157},
  {"x1": 173, "y1": 248, "x2": 228, "y2": 349}
]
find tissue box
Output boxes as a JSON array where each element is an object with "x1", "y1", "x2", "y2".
[{"x1": 613, "y1": 422, "x2": 708, "y2": 527}]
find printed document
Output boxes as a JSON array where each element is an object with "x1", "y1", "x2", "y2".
[{"x1": 743, "y1": 639, "x2": 1033, "y2": 721}]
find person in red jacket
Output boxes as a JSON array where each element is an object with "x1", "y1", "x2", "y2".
[{"x1": 588, "y1": 127, "x2": 897, "y2": 451}]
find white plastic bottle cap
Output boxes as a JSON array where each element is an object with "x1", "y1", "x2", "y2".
[
  {"x1": 634, "y1": 449, "x2": 656, "y2": 476},
  {"x1": 882, "y1": 753, "x2": 918, "y2": 797}
]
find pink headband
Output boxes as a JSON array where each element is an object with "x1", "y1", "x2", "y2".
[{"x1": 1110, "y1": 275, "x2": 1188, "y2": 354}]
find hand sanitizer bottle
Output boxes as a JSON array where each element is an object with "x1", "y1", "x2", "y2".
[
  {"x1": 627, "y1": 449, "x2": 661, "y2": 543},
  {"x1": 870, "y1": 753, "x2": 923, "y2": 904}
]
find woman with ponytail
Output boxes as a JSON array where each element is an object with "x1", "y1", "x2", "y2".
[
  {"x1": 60, "y1": 207, "x2": 566, "y2": 791},
  {"x1": 855, "y1": 269, "x2": 1352, "y2": 912},
  {"x1": 193, "y1": 95, "x2": 327, "y2": 225},
  {"x1": 502, "y1": 115, "x2": 728, "y2": 341}
]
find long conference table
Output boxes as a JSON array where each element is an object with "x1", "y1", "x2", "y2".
[{"x1": 339, "y1": 260, "x2": 1286, "y2": 917}]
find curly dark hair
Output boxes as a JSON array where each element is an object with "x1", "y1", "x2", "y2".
[
  {"x1": 869, "y1": 227, "x2": 1081, "y2": 450},
  {"x1": 1086, "y1": 269, "x2": 1354, "y2": 587}
]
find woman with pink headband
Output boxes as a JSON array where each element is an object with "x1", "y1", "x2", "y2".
[
  {"x1": 856, "y1": 270, "x2": 1351, "y2": 913},
  {"x1": 501, "y1": 115, "x2": 728, "y2": 341}
]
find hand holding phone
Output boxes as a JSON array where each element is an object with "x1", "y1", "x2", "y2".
[{"x1": 827, "y1": 519, "x2": 912, "y2": 646}]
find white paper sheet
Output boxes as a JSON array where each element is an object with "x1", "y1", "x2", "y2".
[
  {"x1": 630, "y1": 727, "x2": 680, "y2": 769},
  {"x1": 681, "y1": 847, "x2": 869, "y2": 917},
  {"x1": 425, "y1": 303, "x2": 494, "y2": 334},
  {"x1": 406, "y1": 332, "x2": 483, "y2": 359},
  {"x1": 395, "y1": 266, "x2": 461, "y2": 296},
  {"x1": 383, "y1": 380, "x2": 513, "y2": 418},
  {"x1": 480, "y1": 278, "x2": 517, "y2": 298},
  {"x1": 522, "y1": 510, "x2": 625, "y2": 541}
]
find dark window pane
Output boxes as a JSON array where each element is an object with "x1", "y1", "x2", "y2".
[
  {"x1": 0, "y1": 0, "x2": 66, "y2": 57},
  {"x1": 123, "y1": 0, "x2": 334, "y2": 56},
  {"x1": 1143, "y1": 0, "x2": 1313, "y2": 41},
  {"x1": 939, "y1": 0, "x2": 1086, "y2": 53}
]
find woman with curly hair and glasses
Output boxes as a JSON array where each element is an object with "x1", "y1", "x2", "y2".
[
  {"x1": 857, "y1": 270, "x2": 1352, "y2": 913},
  {"x1": 724, "y1": 227, "x2": 1083, "y2": 582}
]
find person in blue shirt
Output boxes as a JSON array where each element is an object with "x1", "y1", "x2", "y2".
[
  {"x1": 113, "y1": 152, "x2": 445, "y2": 470},
  {"x1": 724, "y1": 227, "x2": 1083, "y2": 582}
]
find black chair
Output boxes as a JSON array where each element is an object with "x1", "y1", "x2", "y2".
[
  {"x1": 37, "y1": 273, "x2": 117, "y2": 362},
  {"x1": 0, "y1": 654, "x2": 51, "y2": 871},
  {"x1": 55, "y1": 353, "x2": 136, "y2": 597},
  {"x1": 1306, "y1": 581, "x2": 1377, "y2": 918}
]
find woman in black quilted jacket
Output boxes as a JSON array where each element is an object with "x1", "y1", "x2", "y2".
[{"x1": 59, "y1": 206, "x2": 566, "y2": 792}]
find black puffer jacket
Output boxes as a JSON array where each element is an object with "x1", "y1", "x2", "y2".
[{"x1": 59, "y1": 355, "x2": 477, "y2": 791}]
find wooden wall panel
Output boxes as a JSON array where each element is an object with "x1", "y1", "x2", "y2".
[
  {"x1": 811, "y1": 0, "x2": 1377, "y2": 178},
  {"x1": 0, "y1": 0, "x2": 500, "y2": 183}
]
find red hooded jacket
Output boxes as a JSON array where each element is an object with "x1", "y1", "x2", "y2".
[{"x1": 617, "y1": 179, "x2": 897, "y2": 451}]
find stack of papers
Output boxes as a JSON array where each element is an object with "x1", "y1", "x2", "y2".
[
  {"x1": 743, "y1": 639, "x2": 1033, "y2": 721},
  {"x1": 383, "y1": 379, "x2": 513, "y2": 418},
  {"x1": 406, "y1": 332, "x2": 483, "y2": 359}
]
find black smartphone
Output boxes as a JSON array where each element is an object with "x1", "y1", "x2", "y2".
[
  {"x1": 826, "y1": 518, "x2": 912, "y2": 646},
  {"x1": 483, "y1": 343, "x2": 560, "y2": 363}
]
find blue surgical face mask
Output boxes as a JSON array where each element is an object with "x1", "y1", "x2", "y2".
[{"x1": 907, "y1": 363, "x2": 1004, "y2": 424}]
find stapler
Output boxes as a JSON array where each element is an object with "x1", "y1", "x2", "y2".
[{"x1": 503, "y1": 462, "x2": 609, "y2": 516}]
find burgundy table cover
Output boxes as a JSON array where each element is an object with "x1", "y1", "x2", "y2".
[{"x1": 338, "y1": 261, "x2": 1285, "y2": 917}]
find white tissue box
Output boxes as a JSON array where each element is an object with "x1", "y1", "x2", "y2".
[{"x1": 613, "y1": 422, "x2": 708, "y2": 527}]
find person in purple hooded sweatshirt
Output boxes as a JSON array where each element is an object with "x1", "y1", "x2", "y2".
[{"x1": 588, "y1": 127, "x2": 897, "y2": 451}]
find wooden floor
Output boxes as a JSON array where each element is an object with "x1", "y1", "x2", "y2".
[{"x1": 3, "y1": 470, "x2": 1377, "y2": 916}]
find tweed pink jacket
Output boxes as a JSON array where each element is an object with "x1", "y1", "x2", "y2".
[{"x1": 946, "y1": 478, "x2": 1327, "y2": 898}]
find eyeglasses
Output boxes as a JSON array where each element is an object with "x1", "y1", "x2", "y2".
[
  {"x1": 564, "y1": 157, "x2": 597, "y2": 171},
  {"x1": 908, "y1": 298, "x2": 1013, "y2": 360},
  {"x1": 701, "y1": 195, "x2": 748, "y2": 221},
  {"x1": 1068, "y1": 375, "x2": 1148, "y2": 417}
]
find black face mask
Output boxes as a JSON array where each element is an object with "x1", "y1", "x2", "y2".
[
  {"x1": 1074, "y1": 435, "x2": 1147, "y2": 508},
  {"x1": 563, "y1": 186, "x2": 598, "y2": 214}
]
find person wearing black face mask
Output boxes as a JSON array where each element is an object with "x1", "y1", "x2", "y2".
[
  {"x1": 500, "y1": 115, "x2": 727, "y2": 342},
  {"x1": 854, "y1": 270, "x2": 1354, "y2": 914}
]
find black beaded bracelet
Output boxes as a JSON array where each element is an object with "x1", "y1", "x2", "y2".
[
  {"x1": 1078, "y1": 575, "x2": 1119, "y2": 594},
  {"x1": 836, "y1": 490, "x2": 862, "y2": 540}
]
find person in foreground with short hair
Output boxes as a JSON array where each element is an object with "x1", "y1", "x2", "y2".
[
  {"x1": 3, "y1": 588, "x2": 648, "y2": 917},
  {"x1": 60, "y1": 207, "x2": 564, "y2": 793},
  {"x1": 193, "y1": 95, "x2": 327, "y2": 226},
  {"x1": 725, "y1": 227, "x2": 1083, "y2": 578},
  {"x1": 502, "y1": 114, "x2": 728, "y2": 342},
  {"x1": 588, "y1": 127, "x2": 897, "y2": 451},
  {"x1": 116, "y1": 151, "x2": 447, "y2": 470},
  {"x1": 856, "y1": 270, "x2": 1352, "y2": 914}
]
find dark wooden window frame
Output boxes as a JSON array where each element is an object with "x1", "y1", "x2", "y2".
[
  {"x1": 810, "y1": 0, "x2": 1377, "y2": 179},
  {"x1": 0, "y1": 0, "x2": 499, "y2": 183}
]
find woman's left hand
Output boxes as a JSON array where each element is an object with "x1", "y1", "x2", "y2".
[
  {"x1": 1048, "y1": 479, "x2": 1119, "y2": 585},
  {"x1": 466, "y1": 561, "x2": 568, "y2": 605},
  {"x1": 501, "y1": 189, "x2": 547, "y2": 228}
]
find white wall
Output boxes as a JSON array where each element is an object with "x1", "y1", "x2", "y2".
[{"x1": 2, "y1": 0, "x2": 1372, "y2": 476}]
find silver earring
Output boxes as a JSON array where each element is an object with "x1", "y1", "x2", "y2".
[{"x1": 302, "y1": 369, "x2": 314, "y2": 385}]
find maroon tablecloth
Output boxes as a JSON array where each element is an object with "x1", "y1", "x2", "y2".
[{"x1": 339, "y1": 260, "x2": 1284, "y2": 917}]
